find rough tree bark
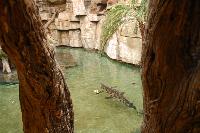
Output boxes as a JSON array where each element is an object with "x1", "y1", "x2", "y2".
[
  {"x1": 0, "y1": 0, "x2": 73, "y2": 133},
  {"x1": 142, "y1": 0, "x2": 200, "y2": 133}
]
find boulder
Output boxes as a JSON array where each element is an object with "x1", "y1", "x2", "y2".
[{"x1": 105, "y1": 30, "x2": 142, "y2": 65}]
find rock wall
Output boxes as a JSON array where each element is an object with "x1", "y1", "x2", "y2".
[
  {"x1": 105, "y1": 20, "x2": 142, "y2": 64},
  {"x1": 36, "y1": 0, "x2": 142, "y2": 65}
]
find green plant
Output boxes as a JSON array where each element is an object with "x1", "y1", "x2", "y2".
[
  {"x1": 0, "y1": 49, "x2": 7, "y2": 59},
  {"x1": 100, "y1": 0, "x2": 148, "y2": 51},
  {"x1": 133, "y1": 0, "x2": 148, "y2": 22},
  {"x1": 100, "y1": 4, "x2": 131, "y2": 51}
]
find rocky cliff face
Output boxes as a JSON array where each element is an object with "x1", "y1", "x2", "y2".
[{"x1": 36, "y1": 0, "x2": 142, "y2": 65}]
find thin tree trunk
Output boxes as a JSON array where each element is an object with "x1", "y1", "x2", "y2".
[
  {"x1": 0, "y1": 0, "x2": 73, "y2": 133},
  {"x1": 142, "y1": 0, "x2": 200, "y2": 133},
  {"x1": 44, "y1": 11, "x2": 57, "y2": 30}
]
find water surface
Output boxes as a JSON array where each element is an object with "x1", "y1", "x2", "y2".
[{"x1": 0, "y1": 47, "x2": 143, "y2": 133}]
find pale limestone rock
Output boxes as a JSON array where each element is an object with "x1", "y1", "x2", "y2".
[
  {"x1": 118, "y1": 36, "x2": 142, "y2": 64},
  {"x1": 66, "y1": 2, "x2": 73, "y2": 13},
  {"x1": 90, "y1": 0, "x2": 108, "y2": 14},
  {"x1": 95, "y1": 15, "x2": 105, "y2": 50},
  {"x1": 84, "y1": 0, "x2": 92, "y2": 10},
  {"x1": 58, "y1": 11, "x2": 70, "y2": 20},
  {"x1": 36, "y1": 0, "x2": 66, "y2": 16},
  {"x1": 88, "y1": 13, "x2": 99, "y2": 22},
  {"x1": 36, "y1": 0, "x2": 142, "y2": 65},
  {"x1": 70, "y1": 14, "x2": 80, "y2": 22},
  {"x1": 104, "y1": 33, "x2": 119, "y2": 60},
  {"x1": 105, "y1": 22, "x2": 142, "y2": 65},
  {"x1": 55, "y1": 19, "x2": 80, "y2": 30},
  {"x1": 69, "y1": 30, "x2": 83, "y2": 47},
  {"x1": 60, "y1": 31, "x2": 70, "y2": 45},
  {"x1": 95, "y1": 15, "x2": 142, "y2": 67},
  {"x1": 80, "y1": 16, "x2": 97, "y2": 49},
  {"x1": 56, "y1": 30, "x2": 82, "y2": 47},
  {"x1": 69, "y1": 22, "x2": 80, "y2": 29},
  {"x1": 2, "y1": 58, "x2": 11, "y2": 73},
  {"x1": 120, "y1": 20, "x2": 141, "y2": 38},
  {"x1": 58, "y1": 11, "x2": 80, "y2": 22},
  {"x1": 72, "y1": 0, "x2": 87, "y2": 16},
  {"x1": 40, "y1": 12, "x2": 50, "y2": 20}
]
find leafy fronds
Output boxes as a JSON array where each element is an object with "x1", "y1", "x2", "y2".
[
  {"x1": 100, "y1": 4, "x2": 131, "y2": 51},
  {"x1": 100, "y1": 0, "x2": 148, "y2": 51},
  {"x1": 135, "y1": 0, "x2": 148, "y2": 22}
]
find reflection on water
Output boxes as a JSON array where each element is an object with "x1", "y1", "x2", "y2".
[{"x1": 0, "y1": 47, "x2": 143, "y2": 133}]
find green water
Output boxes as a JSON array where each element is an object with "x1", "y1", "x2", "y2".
[{"x1": 0, "y1": 47, "x2": 143, "y2": 133}]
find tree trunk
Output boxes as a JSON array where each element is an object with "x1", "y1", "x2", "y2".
[
  {"x1": 0, "y1": 1, "x2": 74, "y2": 133},
  {"x1": 142, "y1": 0, "x2": 200, "y2": 133}
]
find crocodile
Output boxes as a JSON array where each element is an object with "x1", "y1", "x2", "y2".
[{"x1": 100, "y1": 83, "x2": 136, "y2": 109}]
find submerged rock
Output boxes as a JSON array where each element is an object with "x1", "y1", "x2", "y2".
[{"x1": 55, "y1": 50, "x2": 78, "y2": 69}]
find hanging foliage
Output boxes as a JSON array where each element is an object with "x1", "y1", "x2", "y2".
[
  {"x1": 100, "y1": 0, "x2": 148, "y2": 51},
  {"x1": 100, "y1": 4, "x2": 131, "y2": 51}
]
